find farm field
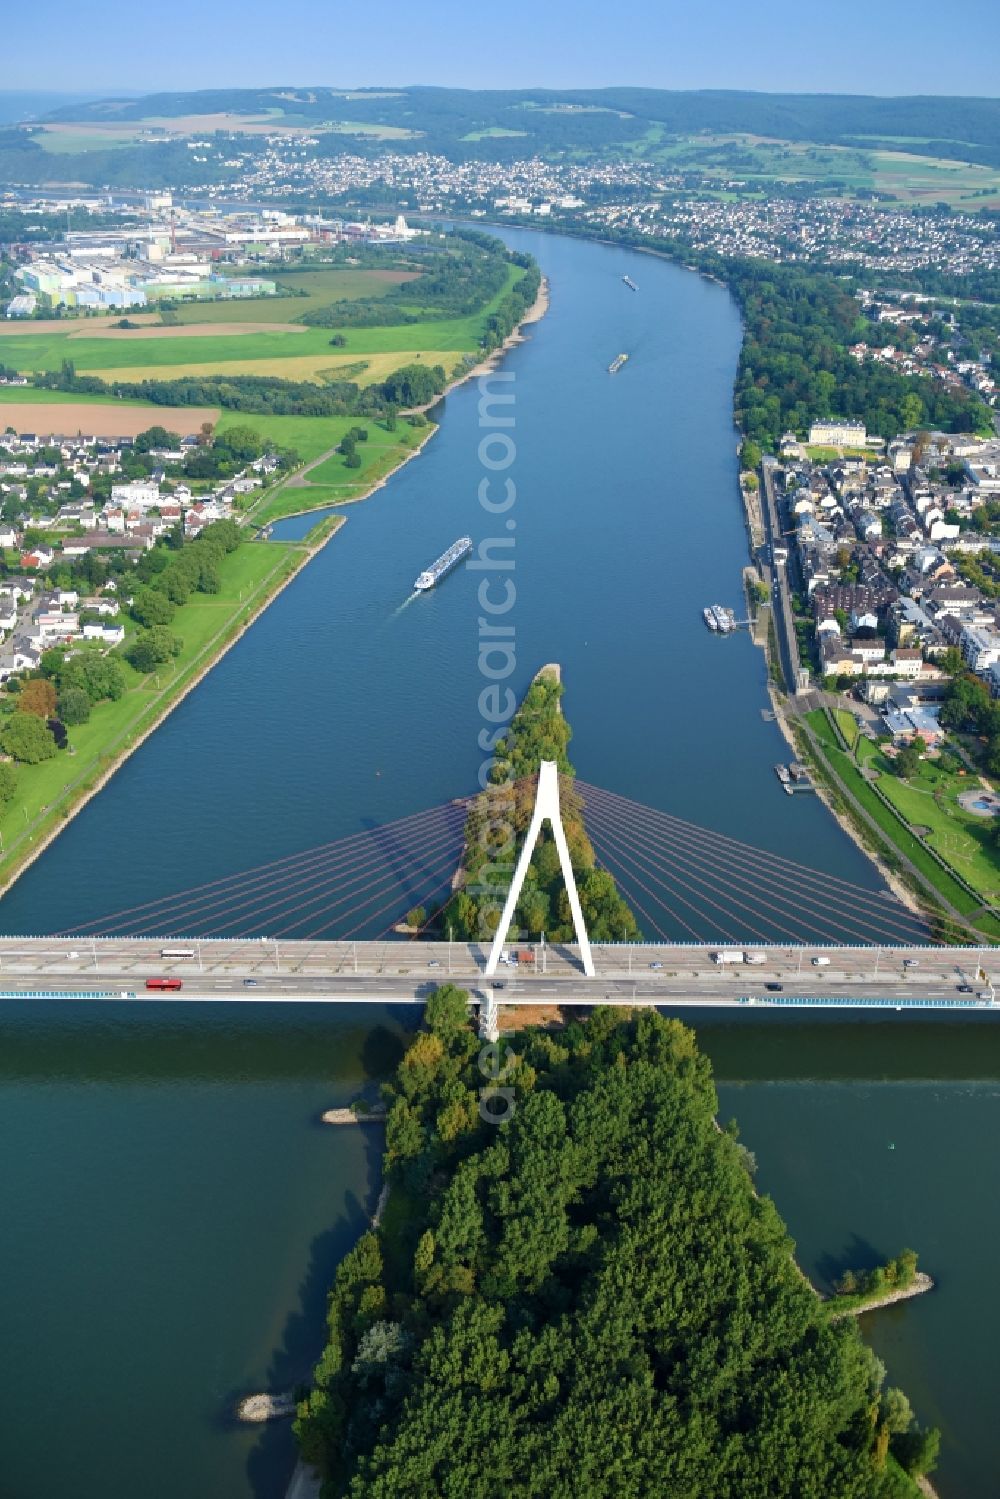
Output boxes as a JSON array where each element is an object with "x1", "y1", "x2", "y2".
[
  {"x1": 655, "y1": 132, "x2": 1000, "y2": 207},
  {"x1": 88, "y1": 348, "x2": 461, "y2": 387},
  {"x1": 0, "y1": 263, "x2": 523, "y2": 383},
  {"x1": 174, "y1": 267, "x2": 420, "y2": 324},
  {"x1": 0, "y1": 399, "x2": 221, "y2": 435},
  {"x1": 0, "y1": 313, "x2": 162, "y2": 335}
]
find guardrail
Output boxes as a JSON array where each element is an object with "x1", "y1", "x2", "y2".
[
  {"x1": 0, "y1": 990, "x2": 137, "y2": 1000},
  {"x1": 740, "y1": 994, "x2": 994, "y2": 1010}
]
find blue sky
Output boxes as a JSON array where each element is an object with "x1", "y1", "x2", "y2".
[{"x1": 3, "y1": 0, "x2": 998, "y2": 97}]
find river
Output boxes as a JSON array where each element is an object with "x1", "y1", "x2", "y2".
[{"x1": 0, "y1": 227, "x2": 996, "y2": 1496}]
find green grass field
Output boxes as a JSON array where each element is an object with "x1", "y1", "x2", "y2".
[
  {"x1": 832, "y1": 708, "x2": 860, "y2": 750},
  {"x1": 246, "y1": 418, "x2": 434, "y2": 524},
  {"x1": 804, "y1": 711, "x2": 996, "y2": 928},
  {"x1": 172, "y1": 267, "x2": 417, "y2": 325},
  {"x1": 0, "y1": 539, "x2": 300, "y2": 884},
  {"x1": 214, "y1": 410, "x2": 350, "y2": 463},
  {"x1": 0, "y1": 264, "x2": 523, "y2": 382},
  {"x1": 855, "y1": 736, "x2": 1000, "y2": 901},
  {"x1": 0, "y1": 386, "x2": 126, "y2": 406}
]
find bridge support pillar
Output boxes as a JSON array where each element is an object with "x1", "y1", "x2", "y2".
[
  {"x1": 484, "y1": 760, "x2": 595, "y2": 978},
  {"x1": 479, "y1": 987, "x2": 500, "y2": 1043}
]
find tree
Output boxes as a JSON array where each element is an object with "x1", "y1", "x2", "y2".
[
  {"x1": 57, "y1": 685, "x2": 91, "y2": 726},
  {"x1": 405, "y1": 906, "x2": 426, "y2": 929},
  {"x1": 741, "y1": 438, "x2": 762, "y2": 471},
  {"x1": 131, "y1": 588, "x2": 176, "y2": 627},
  {"x1": 134, "y1": 425, "x2": 181, "y2": 453},
  {"x1": 0, "y1": 762, "x2": 16, "y2": 805},
  {"x1": 18, "y1": 678, "x2": 57, "y2": 719},
  {"x1": 40, "y1": 648, "x2": 66, "y2": 680},
  {"x1": 895, "y1": 743, "x2": 922, "y2": 779},
  {"x1": 65, "y1": 654, "x2": 126, "y2": 704},
  {"x1": 894, "y1": 1425, "x2": 941, "y2": 1477},
  {"x1": 217, "y1": 424, "x2": 264, "y2": 463},
  {"x1": 881, "y1": 1387, "x2": 913, "y2": 1435},
  {"x1": 1, "y1": 712, "x2": 57, "y2": 763},
  {"x1": 297, "y1": 1008, "x2": 924, "y2": 1495},
  {"x1": 424, "y1": 985, "x2": 471, "y2": 1044},
  {"x1": 127, "y1": 627, "x2": 182, "y2": 673}
]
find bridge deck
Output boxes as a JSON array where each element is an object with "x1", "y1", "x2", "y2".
[{"x1": 0, "y1": 938, "x2": 994, "y2": 1010}]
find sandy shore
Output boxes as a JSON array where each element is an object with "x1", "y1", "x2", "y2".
[
  {"x1": 827, "y1": 1271, "x2": 934, "y2": 1321},
  {"x1": 285, "y1": 1461, "x2": 321, "y2": 1499}
]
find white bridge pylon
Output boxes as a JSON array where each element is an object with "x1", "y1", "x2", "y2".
[{"x1": 484, "y1": 760, "x2": 595, "y2": 979}]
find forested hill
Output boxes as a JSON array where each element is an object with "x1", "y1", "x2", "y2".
[
  {"x1": 293, "y1": 1001, "x2": 938, "y2": 1496},
  {"x1": 34, "y1": 86, "x2": 1000, "y2": 167}
]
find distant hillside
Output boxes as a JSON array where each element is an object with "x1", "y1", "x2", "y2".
[
  {"x1": 38, "y1": 85, "x2": 1000, "y2": 167},
  {"x1": 0, "y1": 91, "x2": 106, "y2": 125}
]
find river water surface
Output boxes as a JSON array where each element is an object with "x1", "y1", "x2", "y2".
[{"x1": 0, "y1": 228, "x2": 996, "y2": 1497}]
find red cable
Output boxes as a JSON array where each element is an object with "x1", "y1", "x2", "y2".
[
  {"x1": 267, "y1": 822, "x2": 466, "y2": 939},
  {"x1": 582, "y1": 792, "x2": 935, "y2": 946},
  {"x1": 184, "y1": 807, "x2": 467, "y2": 939},
  {"x1": 576, "y1": 780, "x2": 940, "y2": 942},
  {"x1": 582, "y1": 839, "x2": 680, "y2": 942},
  {"x1": 588, "y1": 818, "x2": 774, "y2": 943},
  {"x1": 573, "y1": 778, "x2": 937, "y2": 918},
  {"x1": 101, "y1": 804, "x2": 466, "y2": 938},
  {"x1": 61, "y1": 798, "x2": 467, "y2": 935},
  {"x1": 301, "y1": 835, "x2": 467, "y2": 941}
]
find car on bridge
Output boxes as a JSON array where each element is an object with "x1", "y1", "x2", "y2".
[{"x1": 765, "y1": 982, "x2": 784, "y2": 991}]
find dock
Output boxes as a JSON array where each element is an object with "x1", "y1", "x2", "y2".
[{"x1": 774, "y1": 762, "x2": 815, "y2": 794}]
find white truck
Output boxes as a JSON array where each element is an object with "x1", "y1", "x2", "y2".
[{"x1": 711, "y1": 950, "x2": 767, "y2": 965}]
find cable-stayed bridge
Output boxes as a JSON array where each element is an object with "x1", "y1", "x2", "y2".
[{"x1": 0, "y1": 768, "x2": 996, "y2": 1018}]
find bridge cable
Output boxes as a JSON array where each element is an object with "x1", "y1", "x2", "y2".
[
  {"x1": 575, "y1": 780, "x2": 946, "y2": 943},
  {"x1": 580, "y1": 790, "x2": 939, "y2": 946}
]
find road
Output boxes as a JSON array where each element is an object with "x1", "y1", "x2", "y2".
[
  {"x1": 0, "y1": 937, "x2": 996, "y2": 1011},
  {"x1": 760, "y1": 457, "x2": 808, "y2": 695}
]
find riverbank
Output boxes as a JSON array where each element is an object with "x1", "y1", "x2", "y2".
[
  {"x1": 766, "y1": 684, "x2": 929, "y2": 921},
  {"x1": 0, "y1": 517, "x2": 343, "y2": 899},
  {"x1": 248, "y1": 273, "x2": 550, "y2": 530},
  {"x1": 0, "y1": 266, "x2": 551, "y2": 900},
  {"x1": 826, "y1": 1270, "x2": 935, "y2": 1321}
]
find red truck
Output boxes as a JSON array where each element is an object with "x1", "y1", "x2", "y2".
[{"x1": 516, "y1": 948, "x2": 536, "y2": 966}]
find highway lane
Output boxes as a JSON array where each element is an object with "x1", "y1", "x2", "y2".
[
  {"x1": 0, "y1": 961, "x2": 995, "y2": 1010},
  {"x1": 0, "y1": 938, "x2": 995, "y2": 1011}
]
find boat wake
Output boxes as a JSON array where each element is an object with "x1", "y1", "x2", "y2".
[{"x1": 391, "y1": 593, "x2": 420, "y2": 618}]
